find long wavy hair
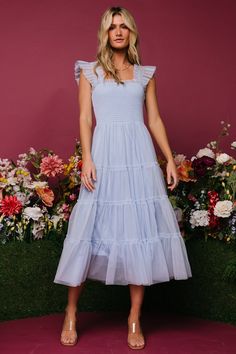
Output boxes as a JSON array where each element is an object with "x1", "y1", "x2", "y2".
[{"x1": 94, "y1": 6, "x2": 141, "y2": 84}]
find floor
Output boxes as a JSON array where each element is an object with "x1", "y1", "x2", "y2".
[{"x1": 0, "y1": 311, "x2": 236, "y2": 354}]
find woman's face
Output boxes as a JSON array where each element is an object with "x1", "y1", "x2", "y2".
[{"x1": 108, "y1": 14, "x2": 130, "y2": 49}]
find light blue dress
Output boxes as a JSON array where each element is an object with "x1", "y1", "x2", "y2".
[{"x1": 54, "y1": 60, "x2": 192, "y2": 286}]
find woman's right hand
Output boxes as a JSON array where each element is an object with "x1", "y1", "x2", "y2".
[{"x1": 80, "y1": 157, "x2": 97, "y2": 192}]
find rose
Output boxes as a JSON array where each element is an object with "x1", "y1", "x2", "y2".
[
  {"x1": 214, "y1": 200, "x2": 233, "y2": 218},
  {"x1": 201, "y1": 156, "x2": 216, "y2": 167},
  {"x1": 192, "y1": 156, "x2": 215, "y2": 178}
]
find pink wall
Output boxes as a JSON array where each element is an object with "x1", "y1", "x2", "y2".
[{"x1": 0, "y1": 0, "x2": 235, "y2": 161}]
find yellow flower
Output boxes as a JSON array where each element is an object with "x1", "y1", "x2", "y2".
[
  {"x1": 0, "y1": 177, "x2": 7, "y2": 183},
  {"x1": 16, "y1": 169, "x2": 29, "y2": 176}
]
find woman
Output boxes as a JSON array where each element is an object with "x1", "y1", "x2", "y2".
[{"x1": 54, "y1": 6, "x2": 192, "y2": 350}]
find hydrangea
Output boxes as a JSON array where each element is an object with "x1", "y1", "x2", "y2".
[{"x1": 190, "y1": 210, "x2": 209, "y2": 228}]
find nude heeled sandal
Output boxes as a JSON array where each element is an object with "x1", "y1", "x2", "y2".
[
  {"x1": 60, "y1": 311, "x2": 78, "y2": 346},
  {"x1": 127, "y1": 320, "x2": 145, "y2": 350}
]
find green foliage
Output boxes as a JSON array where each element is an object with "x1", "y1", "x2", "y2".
[{"x1": 1, "y1": 237, "x2": 236, "y2": 326}]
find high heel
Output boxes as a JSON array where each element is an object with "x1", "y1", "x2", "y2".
[
  {"x1": 127, "y1": 318, "x2": 145, "y2": 350},
  {"x1": 60, "y1": 310, "x2": 78, "y2": 346}
]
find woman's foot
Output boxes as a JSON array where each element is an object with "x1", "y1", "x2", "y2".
[
  {"x1": 60, "y1": 307, "x2": 78, "y2": 346},
  {"x1": 127, "y1": 314, "x2": 145, "y2": 350}
]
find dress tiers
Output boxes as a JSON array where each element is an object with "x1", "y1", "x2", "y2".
[{"x1": 54, "y1": 60, "x2": 192, "y2": 286}]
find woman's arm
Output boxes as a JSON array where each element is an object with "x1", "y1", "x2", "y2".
[
  {"x1": 144, "y1": 77, "x2": 179, "y2": 191},
  {"x1": 77, "y1": 70, "x2": 97, "y2": 191}
]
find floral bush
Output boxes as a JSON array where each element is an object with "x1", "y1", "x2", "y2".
[
  {"x1": 0, "y1": 141, "x2": 83, "y2": 243},
  {"x1": 0, "y1": 121, "x2": 235, "y2": 244},
  {"x1": 162, "y1": 121, "x2": 236, "y2": 243}
]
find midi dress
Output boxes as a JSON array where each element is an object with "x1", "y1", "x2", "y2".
[{"x1": 53, "y1": 59, "x2": 192, "y2": 287}]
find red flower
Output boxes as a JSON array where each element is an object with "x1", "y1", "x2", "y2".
[
  {"x1": 0, "y1": 195, "x2": 22, "y2": 216},
  {"x1": 188, "y1": 193, "x2": 197, "y2": 202},
  {"x1": 207, "y1": 191, "x2": 220, "y2": 228},
  {"x1": 77, "y1": 160, "x2": 83, "y2": 170}
]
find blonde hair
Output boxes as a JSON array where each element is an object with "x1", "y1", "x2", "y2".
[{"x1": 94, "y1": 6, "x2": 141, "y2": 84}]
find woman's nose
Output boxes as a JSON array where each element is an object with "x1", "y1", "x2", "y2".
[{"x1": 115, "y1": 27, "x2": 121, "y2": 35}]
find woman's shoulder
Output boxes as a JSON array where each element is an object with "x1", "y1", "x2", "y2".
[
  {"x1": 138, "y1": 63, "x2": 157, "y2": 71},
  {"x1": 137, "y1": 63, "x2": 157, "y2": 86},
  {"x1": 74, "y1": 59, "x2": 99, "y2": 85},
  {"x1": 74, "y1": 59, "x2": 97, "y2": 68}
]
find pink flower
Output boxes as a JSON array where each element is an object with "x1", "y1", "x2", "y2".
[
  {"x1": 40, "y1": 155, "x2": 64, "y2": 177},
  {"x1": 0, "y1": 195, "x2": 22, "y2": 216},
  {"x1": 61, "y1": 203, "x2": 70, "y2": 212}
]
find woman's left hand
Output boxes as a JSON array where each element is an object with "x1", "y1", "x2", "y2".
[{"x1": 166, "y1": 159, "x2": 179, "y2": 191}]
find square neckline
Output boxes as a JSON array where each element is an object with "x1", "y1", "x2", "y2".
[{"x1": 100, "y1": 63, "x2": 138, "y2": 83}]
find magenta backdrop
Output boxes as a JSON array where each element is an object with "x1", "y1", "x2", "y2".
[{"x1": 0, "y1": 0, "x2": 235, "y2": 161}]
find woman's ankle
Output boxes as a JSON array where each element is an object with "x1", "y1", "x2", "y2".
[
  {"x1": 128, "y1": 310, "x2": 142, "y2": 320},
  {"x1": 65, "y1": 305, "x2": 77, "y2": 315}
]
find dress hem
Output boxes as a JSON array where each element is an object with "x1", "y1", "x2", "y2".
[{"x1": 53, "y1": 274, "x2": 192, "y2": 287}]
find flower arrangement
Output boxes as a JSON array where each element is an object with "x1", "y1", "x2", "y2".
[
  {"x1": 162, "y1": 121, "x2": 236, "y2": 243},
  {"x1": 0, "y1": 141, "x2": 83, "y2": 243},
  {"x1": 0, "y1": 121, "x2": 235, "y2": 245}
]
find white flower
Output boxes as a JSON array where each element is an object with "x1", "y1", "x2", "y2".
[
  {"x1": 32, "y1": 220, "x2": 45, "y2": 239},
  {"x1": 207, "y1": 141, "x2": 217, "y2": 149},
  {"x1": 190, "y1": 210, "x2": 209, "y2": 228},
  {"x1": 231, "y1": 141, "x2": 236, "y2": 150},
  {"x1": 23, "y1": 206, "x2": 44, "y2": 221},
  {"x1": 216, "y1": 153, "x2": 231, "y2": 164},
  {"x1": 196, "y1": 148, "x2": 215, "y2": 159},
  {"x1": 174, "y1": 154, "x2": 186, "y2": 165},
  {"x1": 7, "y1": 176, "x2": 18, "y2": 186},
  {"x1": 214, "y1": 200, "x2": 233, "y2": 218},
  {"x1": 15, "y1": 192, "x2": 29, "y2": 206},
  {"x1": 13, "y1": 185, "x2": 20, "y2": 192},
  {"x1": 51, "y1": 215, "x2": 62, "y2": 229},
  {"x1": 29, "y1": 147, "x2": 37, "y2": 155},
  {"x1": 27, "y1": 181, "x2": 48, "y2": 189}
]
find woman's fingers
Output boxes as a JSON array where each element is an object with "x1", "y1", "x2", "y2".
[
  {"x1": 92, "y1": 168, "x2": 97, "y2": 182},
  {"x1": 167, "y1": 170, "x2": 179, "y2": 190},
  {"x1": 81, "y1": 171, "x2": 96, "y2": 192}
]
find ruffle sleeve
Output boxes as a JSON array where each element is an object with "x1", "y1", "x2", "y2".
[
  {"x1": 74, "y1": 60, "x2": 96, "y2": 87},
  {"x1": 141, "y1": 65, "x2": 157, "y2": 88}
]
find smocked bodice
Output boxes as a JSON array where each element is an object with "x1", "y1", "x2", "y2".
[{"x1": 74, "y1": 60, "x2": 156, "y2": 124}]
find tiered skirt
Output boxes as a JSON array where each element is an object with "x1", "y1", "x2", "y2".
[{"x1": 54, "y1": 121, "x2": 192, "y2": 286}]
